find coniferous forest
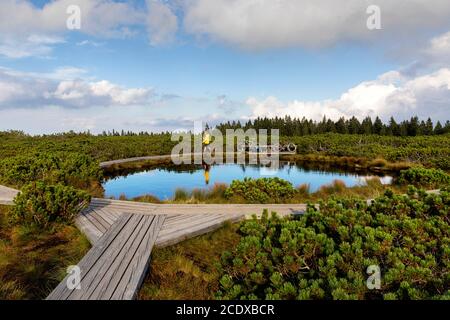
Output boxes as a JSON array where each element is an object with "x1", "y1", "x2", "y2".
[{"x1": 216, "y1": 116, "x2": 450, "y2": 136}]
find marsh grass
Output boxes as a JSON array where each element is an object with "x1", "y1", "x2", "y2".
[
  {"x1": 0, "y1": 205, "x2": 90, "y2": 300},
  {"x1": 133, "y1": 194, "x2": 162, "y2": 204},
  {"x1": 301, "y1": 178, "x2": 389, "y2": 201},
  {"x1": 281, "y1": 154, "x2": 413, "y2": 172},
  {"x1": 120, "y1": 178, "x2": 399, "y2": 205},
  {"x1": 138, "y1": 222, "x2": 241, "y2": 300}
]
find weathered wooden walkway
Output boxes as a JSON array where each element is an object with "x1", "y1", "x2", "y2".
[
  {"x1": 99, "y1": 155, "x2": 173, "y2": 168},
  {"x1": 48, "y1": 199, "x2": 305, "y2": 300},
  {"x1": 47, "y1": 213, "x2": 166, "y2": 300},
  {"x1": 98, "y1": 151, "x2": 297, "y2": 168},
  {"x1": 77, "y1": 198, "x2": 306, "y2": 247},
  {"x1": 50, "y1": 199, "x2": 305, "y2": 300},
  {"x1": 0, "y1": 184, "x2": 307, "y2": 300}
]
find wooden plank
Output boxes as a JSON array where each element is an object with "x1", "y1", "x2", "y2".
[
  {"x1": 92, "y1": 198, "x2": 158, "y2": 209},
  {"x1": 47, "y1": 213, "x2": 134, "y2": 300},
  {"x1": 87, "y1": 215, "x2": 157, "y2": 299},
  {"x1": 89, "y1": 204, "x2": 158, "y2": 215},
  {"x1": 88, "y1": 209, "x2": 113, "y2": 230},
  {"x1": 67, "y1": 214, "x2": 146, "y2": 300},
  {"x1": 99, "y1": 155, "x2": 173, "y2": 168},
  {"x1": 91, "y1": 208, "x2": 117, "y2": 226},
  {"x1": 157, "y1": 213, "x2": 225, "y2": 236},
  {"x1": 155, "y1": 217, "x2": 242, "y2": 248},
  {"x1": 84, "y1": 211, "x2": 108, "y2": 234},
  {"x1": 75, "y1": 214, "x2": 104, "y2": 244},
  {"x1": 104, "y1": 208, "x2": 123, "y2": 219},
  {"x1": 70, "y1": 215, "x2": 144, "y2": 300},
  {"x1": 162, "y1": 214, "x2": 182, "y2": 221},
  {"x1": 48, "y1": 213, "x2": 166, "y2": 300},
  {"x1": 159, "y1": 214, "x2": 206, "y2": 230},
  {"x1": 111, "y1": 214, "x2": 166, "y2": 300},
  {"x1": 155, "y1": 213, "x2": 244, "y2": 248},
  {"x1": 157, "y1": 215, "x2": 241, "y2": 246}
]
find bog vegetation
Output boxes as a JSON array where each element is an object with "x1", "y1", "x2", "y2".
[
  {"x1": 224, "y1": 178, "x2": 296, "y2": 203},
  {"x1": 12, "y1": 182, "x2": 91, "y2": 229},
  {"x1": 216, "y1": 187, "x2": 450, "y2": 300},
  {"x1": 397, "y1": 167, "x2": 450, "y2": 189},
  {"x1": 0, "y1": 116, "x2": 449, "y2": 300}
]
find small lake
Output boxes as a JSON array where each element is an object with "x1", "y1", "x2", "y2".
[{"x1": 103, "y1": 163, "x2": 393, "y2": 200}]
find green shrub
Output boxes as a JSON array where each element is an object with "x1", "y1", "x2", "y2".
[
  {"x1": 217, "y1": 187, "x2": 450, "y2": 300},
  {"x1": 0, "y1": 152, "x2": 102, "y2": 189},
  {"x1": 397, "y1": 167, "x2": 450, "y2": 189},
  {"x1": 12, "y1": 182, "x2": 91, "y2": 228},
  {"x1": 224, "y1": 178, "x2": 296, "y2": 203}
]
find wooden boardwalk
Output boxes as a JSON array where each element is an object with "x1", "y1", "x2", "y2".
[
  {"x1": 77, "y1": 198, "x2": 306, "y2": 247},
  {"x1": 47, "y1": 199, "x2": 305, "y2": 300},
  {"x1": 98, "y1": 152, "x2": 297, "y2": 168},
  {"x1": 0, "y1": 183, "x2": 307, "y2": 300},
  {"x1": 100, "y1": 155, "x2": 173, "y2": 168},
  {"x1": 47, "y1": 213, "x2": 166, "y2": 300},
  {"x1": 60, "y1": 199, "x2": 306, "y2": 299}
]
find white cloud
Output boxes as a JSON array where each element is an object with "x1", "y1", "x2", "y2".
[
  {"x1": 76, "y1": 40, "x2": 105, "y2": 47},
  {"x1": 183, "y1": 0, "x2": 450, "y2": 50},
  {"x1": 0, "y1": 0, "x2": 144, "y2": 37},
  {"x1": 395, "y1": 30, "x2": 450, "y2": 76},
  {"x1": 0, "y1": 0, "x2": 182, "y2": 58},
  {"x1": 428, "y1": 31, "x2": 450, "y2": 56},
  {"x1": 0, "y1": 0, "x2": 145, "y2": 58},
  {"x1": 2, "y1": 0, "x2": 450, "y2": 57},
  {"x1": 147, "y1": 0, "x2": 178, "y2": 46},
  {"x1": 247, "y1": 68, "x2": 450, "y2": 121},
  {"x1": 0, "y1": 67, "x2": 153, "y2": 109},
  {"x1": 0, "y1": 34, "x2": 66, "y2": 58}
]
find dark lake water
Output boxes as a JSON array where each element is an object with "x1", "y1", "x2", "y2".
[{"x1": 103, "y1": 163, "x2": 393, "y2": 200}]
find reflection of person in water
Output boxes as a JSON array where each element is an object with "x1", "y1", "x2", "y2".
[
  {"x1": 202, "y1": 162, "x2": 210, "y2": 185},
  {"x1": 202, "y1": 125, "x2": 212, "y2": 185}
]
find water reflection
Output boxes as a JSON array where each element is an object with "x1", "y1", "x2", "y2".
[{"x1": 103, "y1": 161, "x2": 393, "y2": 200}]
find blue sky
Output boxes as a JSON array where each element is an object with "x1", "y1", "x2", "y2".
[{"x1": 0, "y1": 0, "x2": 449, "y2": 134}]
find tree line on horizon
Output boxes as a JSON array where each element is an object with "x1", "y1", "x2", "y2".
[
  {"x1": 215, "y1": 116, "x2": 450, "y2": 137},
  {"x1": 2, "y1": 116, "x2": 450, "y2": 138}
]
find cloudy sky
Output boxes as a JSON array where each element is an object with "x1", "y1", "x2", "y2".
[{"x1": 0, "y1": 0, "x2": 450, "y2": 134}]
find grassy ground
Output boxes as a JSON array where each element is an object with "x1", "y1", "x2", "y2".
[
  {"x1": 0, "y1": 205, "x2": 90, "y2": 300},
  {"x1": 138, "y1": 222, "x2": 241, "y2": 300}
]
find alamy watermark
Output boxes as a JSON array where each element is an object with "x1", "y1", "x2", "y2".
[
  {"x1": 66, "y1": 5, "x2": 81, "y2": 30},
  {"x1": 65, "y1": 4, "x2": 381, "y2": 32},
  {"x1": 367, "y1": 5, "x2": 382, "y2": 30},
  {"x1": 66, "y1": 265, "x2": 81, "y2": 290},
  {"x1": 171, "y1": 122, "x2": 280, "y2": 174},
  {"x1": 366, "y1": 265, "x2": 381, "y2": 290}
]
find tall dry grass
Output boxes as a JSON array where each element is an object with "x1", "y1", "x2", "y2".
[
  {"x1": 0, "y1": 205, "x2": 90, "y2": 300},
  {"x1": 138, "y1": 222, "x2": 240, "y2": 300}
]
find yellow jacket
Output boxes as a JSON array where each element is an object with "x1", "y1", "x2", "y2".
[{"x1": 202, "y1": 132, "x2": 211, "y2": 145}]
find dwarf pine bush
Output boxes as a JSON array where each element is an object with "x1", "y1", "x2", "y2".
[
  {"x1": 397, "y1": 167, "x2": 450, "y2": 189},
  {"x1": 217, "y1": 187, "x2": 450, "y2": 300},
  {"x1": 224, "y1": 178, "x2": 296, "y2": 203},
  {"x1": 12, "y1": 181, "x2": 91, "y2": 228}
]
